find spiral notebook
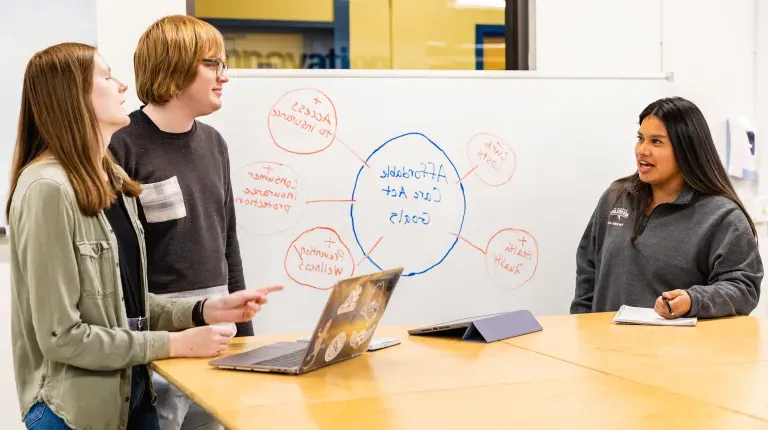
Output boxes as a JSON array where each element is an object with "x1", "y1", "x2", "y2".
[{"x1": 612, "y1": 305, "x2": 697, "y2": 327}]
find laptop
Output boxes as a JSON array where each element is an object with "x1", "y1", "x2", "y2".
[{"x1": 209, "y1": 267, "x2": 403, "y2": 375}]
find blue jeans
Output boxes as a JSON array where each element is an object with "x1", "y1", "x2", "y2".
[
  {"x1": 128, "y1": 365, "x2": 162, "y2": 430},
  {"x1": 23, "y1": 402, "x2": 69, "y2": 429},
  {"x1": 24, "y1": 366, "x2": 160, "y2": 430}
]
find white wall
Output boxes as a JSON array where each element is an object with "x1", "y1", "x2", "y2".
[
  {"x1": 662, "y1": 0, "x2": 756, "y2": 184},
  {"x1": 0, "y1": 0, "x2": 765, "y2": 426},
  {"x1": 758, "y1": 0, "x2": 768, "y2": 197},
  {"x1": 753, "y1": 0, "x2": 768, "y2": 317},
  {"x1": 535, "y1": 0, "x2": 662, "y2": 74},
  {"x1": 0, "y1": 1, "x2": 184, "y2": 427},
  {"x1": 0, "y1": 0, "x2": 97, "y2": 214},
  {"x1": 96, "y1": 0, "x2": 188, "y2": 113}
]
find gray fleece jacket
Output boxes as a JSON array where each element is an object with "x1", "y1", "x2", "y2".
[{"x1": 571, "y1": 183, "x2": 762, "y2": 318}]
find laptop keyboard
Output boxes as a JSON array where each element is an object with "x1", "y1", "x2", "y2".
[{"x1": 253, "y1": 347, "x2": 307, "y2": 368}]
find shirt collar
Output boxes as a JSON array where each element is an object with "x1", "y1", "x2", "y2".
[{"x1": 670, "y1": 183, "x2": 694, "y2": 205}]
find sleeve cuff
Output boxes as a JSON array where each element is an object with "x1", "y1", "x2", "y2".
[
  {"x1": 227, "y1": 278, "x2": 247, "y2": 293},
  {"x1": 144, "y1": 331, "x2": 171, "y2": 362},
  {"x1": 685, "y1": 289, "x2": 699, "y2": 317},
  {"x1": 172, "y1": 297, "x2": 200, "y2": 330}
]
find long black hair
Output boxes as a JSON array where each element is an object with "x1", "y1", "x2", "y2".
[{"x1": 612, "y1": 96, "x2": 757, "y2": 244}]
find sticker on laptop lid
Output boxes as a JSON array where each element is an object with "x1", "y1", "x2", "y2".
[
  {"x1": 303, "y1": 319, "x2": 333, "y2": 369},
  {"x1": 337, "y1": 285, "x2": 362, "y2": 315},
  {"x1": 350, "y1": 324, "x2": 376, "y2": 349},
  {"x1": 324, "y1": 332, "x2": 347, "y2": 362}
]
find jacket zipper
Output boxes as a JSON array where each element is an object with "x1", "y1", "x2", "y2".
[{"x1": 637, "y1": 205, "x2": 662, "y2": 238}]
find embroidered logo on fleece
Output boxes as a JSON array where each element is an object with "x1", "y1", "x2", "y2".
[{"x1": 608, "y1": 207, "x2": 628, "y2": 227}]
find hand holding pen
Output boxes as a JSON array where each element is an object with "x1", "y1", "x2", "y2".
[{"x1": 654, "y1": 290, "x2": 692, "y2": 319}]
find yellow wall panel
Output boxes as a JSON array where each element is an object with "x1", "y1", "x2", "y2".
[
  {"x1": 483, "y1": 36, "x2": 506, "y2": 70},
  {"x1": 349, "y1": 0, "x2": 392, "y2": 69},
  {"x1": 390, "y1": 0, "x2": 504, "y2": 70},
  {"x1": 195, "y1": 0, "x2": 334, "y2": 22}
]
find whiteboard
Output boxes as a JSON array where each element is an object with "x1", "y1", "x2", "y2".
[{"x1": 201, "y1": 70, "x2": 670, "y2": 334}]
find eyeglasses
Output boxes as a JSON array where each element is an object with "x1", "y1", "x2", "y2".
[{"x1": 202, "y1": 58, "x2": 228, "y2": 77}]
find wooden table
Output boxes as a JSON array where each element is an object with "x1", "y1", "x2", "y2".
[
  {"x1": 503, "y1": 312, "x2": 768, "y2": 421},
  {"x1": 151, "y1": 315, "x2": 768, "y2": 429}
]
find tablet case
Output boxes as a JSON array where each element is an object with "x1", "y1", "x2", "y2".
[{"x1": 413, "y1": 310, "x2": 543, "y2": 343}]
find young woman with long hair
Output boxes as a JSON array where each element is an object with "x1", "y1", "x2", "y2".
[
  {"x1": 572, "y1": 96, "x2": 762, "y2": 319},
  {"x1": 7, "y1": 42, "x2": 281, "y2": 430}
]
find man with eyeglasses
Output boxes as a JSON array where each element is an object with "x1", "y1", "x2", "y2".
[{"x1": 110, "y1": 15, "x2": 244, "y2": 430}]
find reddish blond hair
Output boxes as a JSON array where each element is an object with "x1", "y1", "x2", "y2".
[{"x1": 134, "y1": 15, "x2": 225, "y2": 105}]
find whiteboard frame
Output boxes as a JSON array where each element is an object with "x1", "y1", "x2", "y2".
[{"x1": 226, "y1": 68, "x2": 675, "y2": 81}]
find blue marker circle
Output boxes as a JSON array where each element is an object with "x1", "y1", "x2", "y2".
[{"x1": 350, "y1": 132, "x2": 467, "y2": 277}]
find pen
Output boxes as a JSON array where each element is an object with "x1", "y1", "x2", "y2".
[{"x1": 663, "y1": 297, "x2": 674, "y2": 315}]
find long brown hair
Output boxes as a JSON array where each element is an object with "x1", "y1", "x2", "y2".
[
  {"x1": 613, "y1": 96, "x2": 757, "y2": 244},
  {"x1": 6, "y1": 42, "x2": 140, "y2": 220}
]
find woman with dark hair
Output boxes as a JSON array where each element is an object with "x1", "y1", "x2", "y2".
[{"x1": 571, "y1": 96, "x2": 762, "y2": 319}]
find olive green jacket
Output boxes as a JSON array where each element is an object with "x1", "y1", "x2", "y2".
[{"x1": 9, "y1": 159, "x2": 198, "y2": 430}]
